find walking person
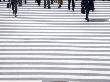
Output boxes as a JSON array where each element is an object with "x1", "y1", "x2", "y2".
[
  {"x1": 68, "y1": 0, "x2": 75, "y2": 11},
  {"x1": 44, "y1": 0, "x2": 51, "y2": 9},
  {"x1": 11, "y1": 0, "x2": 18, "y2": 17},
  {"x1": 81, "y1": 0, "x2": 94, "y2": 22}
]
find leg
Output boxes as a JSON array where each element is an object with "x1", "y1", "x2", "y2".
[
  {"x1": 61, "y1": 0, "x2": 63, "y2": 5},
  {"x1": 37, "y1": 0, "x2": 41, "y2": 6},
  {"x1": 44, "y1": 0, "x2": 46, "y2": 8},
  {"x1": 85, "y1": 9, "x2": 89, "y2": 22},
  {"x1": 47, "y1": 0, "x2": 50, "y2": 8},
  {"x1": 14, "y1": 3, "x2": 17, "y2": 17},
  {"x1": 68, "y1": 0, "x2": 71, "y2": 10},
  {"x1": 58, "y1": 0, "x2": 62, "y2": 8},
  {"x1": 51, "y1": 0, "x2": 53, "y2": 4},
  {"x1": 72, "y1": 0, "x2": 75, "y2": 11},
  {"x1": 25, "y1": 0, "x2": 26, "y2": 4},
  {"x1": 12, "y1": 3, "x2": 15, "y2": 14}
]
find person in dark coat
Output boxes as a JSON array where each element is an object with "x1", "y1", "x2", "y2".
[
  {"x1": 44, "y1": 0, "x2": 51, "y2": 9},
  {"x1": 35, "y1": 0, "x2": 41, "y2": 6},
  {"x1": 68, "y1": 0, "x2": 75, "y2": 11},
  {"x1": 11, "y1": 0, "x2": 18, "y2": 17},
  {"x1": 82, "y1": 0, "x2": 94, "y2": 22}
]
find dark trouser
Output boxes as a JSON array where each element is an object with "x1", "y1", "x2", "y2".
[
  {"x1": 68, "y1": 0, "x2": 75, "y2": 10},
  {"x1": 44, "y1": 0, "x2": 50, "y2": 8},
  {"x1": 12, "y1": 3, "x2": 17, "y2": 15},
  {"x1": 85, "y1": 8, "x2": 89, "y2": 19}
]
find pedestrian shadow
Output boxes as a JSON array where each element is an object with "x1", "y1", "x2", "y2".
[{"x1": 90, "y1": 18, "x2": 108, "y2": 22}]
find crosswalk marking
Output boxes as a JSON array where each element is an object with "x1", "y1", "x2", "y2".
[{"x1": 0, "y1": 0, "x2": 110, "y2": 82}]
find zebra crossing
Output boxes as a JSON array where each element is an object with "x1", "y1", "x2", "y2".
[{"x1": 0, "y1": 0, "x2": 110, "y2": 82}]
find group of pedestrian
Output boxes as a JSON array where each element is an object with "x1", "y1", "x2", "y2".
[
  {"x1": 43, "y1": 0, "x2": 75, "y2": 10},
  {"x1": 5, "y1": 0, "x2": 95, "y2": 22}
]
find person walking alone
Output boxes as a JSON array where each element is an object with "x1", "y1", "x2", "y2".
[
  {"x1": 11, "y1": 0, "x2": 18, "y2": 17},
  {"x1": 81, "y1": 0, "x2": 94, "y2": 22},
  {"x1": 68, "y1": 0, "x2": 75, "y2": 11}
]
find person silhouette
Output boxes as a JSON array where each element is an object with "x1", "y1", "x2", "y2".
[
  {"x1": 82, "y1": 0, "x2": 94, "y2": 22},
  {"x1": 11, "y1": 0, "x2": 18, "y2": 17},
  {"x1": 68, "y1": 0, "x2": 75, "y2": 11}
]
